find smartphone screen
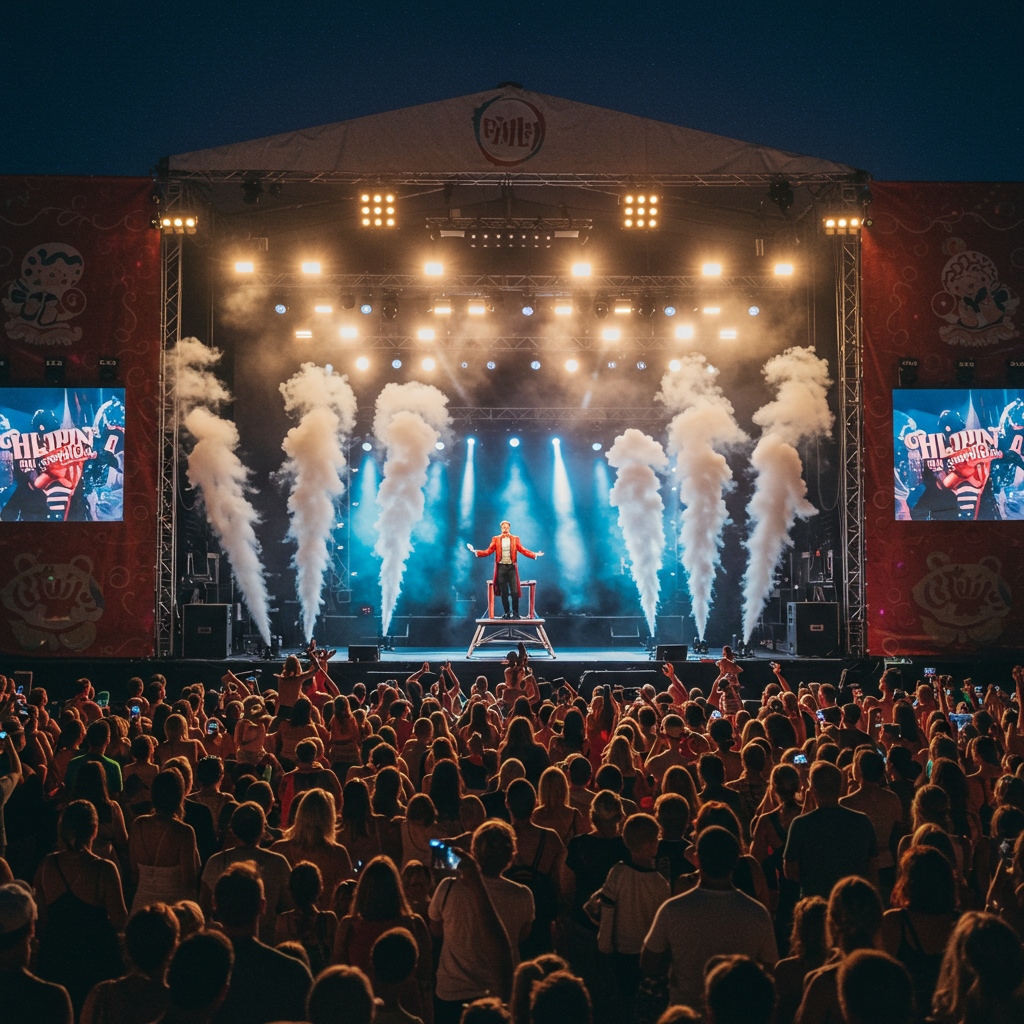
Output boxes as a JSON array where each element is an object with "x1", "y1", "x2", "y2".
[
  {"x1": 923, "y1": 668, "x2": 936, "y2": 677},
  {"x1": 430, "y1": 839, "x2": 461, "y2": 871},
  {"x1": 207, "y1": 720, "x2": 219, "y2": 734},
  {"x1": 815, "y1": 709, "x2": 826, "y2": 723},
  {"x1": 793, "y1": 753, "x2": 808, "y2": 765},
  {"x1": 709, "y1": 709, "x2": 722, "y2": 720},
  {"x1": 130, "y1": 705, "x2": 141, "y2": 720}
]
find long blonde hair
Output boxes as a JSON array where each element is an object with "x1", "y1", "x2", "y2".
[
  {"x1": 284, "y1": 788, "x2": 337, "y2": 848},
  {"x1": 537, "y1": 766, "x2": 571, "y2": 811}
]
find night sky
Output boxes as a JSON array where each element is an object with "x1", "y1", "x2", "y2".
[{"x1": 3, "y1": 1, "x2": 1020, "y2": 182}]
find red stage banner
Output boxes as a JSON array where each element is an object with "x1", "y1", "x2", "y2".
[
  {"x1": 862, "y1": 182, "x2": 1024, "y2": 655},
  {"x1": 0, "y1": 177, "x2": 160, "y2": 656}
]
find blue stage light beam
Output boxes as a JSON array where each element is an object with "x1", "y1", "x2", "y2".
[
  {"x1": 455, "y1": 437, "x2": 476, "y2": 583},
  {"x1": 551, "y1": 439, "x2": 587, "y2": 608},
  {"x1": 498, "y1": 456, "x2": 543, "y2": 561}
]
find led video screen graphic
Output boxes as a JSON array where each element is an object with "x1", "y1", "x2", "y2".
[
  {"x1": 0, "y1": 388, "x2": 125, "y2": 522},
  {"x1": 894, "y1": 389, "x2": 1024, "y2": 521}
]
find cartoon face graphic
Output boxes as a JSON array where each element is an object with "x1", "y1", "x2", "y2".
[
  {"x1": 935, "y1": 243, "x2": 1019, "y2": 347},
  {"x1": 3, "y1": 243, "x2": 86, "y2": 345}
]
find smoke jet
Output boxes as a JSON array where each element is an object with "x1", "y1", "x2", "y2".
[
  {"x1": 373, "y1": 382, "x2": 451, "y2": 635},
  {"x1": 172, "y1": 338, "x2": 271, "y2": 644},
  {"x1": 657, "y1": 356, "x2": 748, "y2": 640},
  {"x1": 606, "y1": 429, "x2": 668, "y2": 635},
  {"x1": 741, "y1": 346, "x2": 834, "y2": 642},
  {"x1": 278, "y1": 363, "x2": 357, "y2": 642}
]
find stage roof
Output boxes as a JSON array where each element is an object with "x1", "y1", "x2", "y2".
[{"x1": 168, "y1": 87, "x2": 858, "y2": 182}]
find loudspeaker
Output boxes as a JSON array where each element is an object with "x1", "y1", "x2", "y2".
[
  {"x1": 786, "y1": 602, "x2": 840, "y2": 657},
  {"x1": 347, "y1": 645, "x2": 380, "y2": 662},
  {"x1": 182, "y1": 604, "x2": 231, "y2": 659},
  {"x1": 656, "y1": 645, "x2": 688, "y2": 662}
]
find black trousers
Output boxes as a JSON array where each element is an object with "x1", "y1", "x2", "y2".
[{"x1": 496, "y1": 562, "x2": 518, "y2": 616}]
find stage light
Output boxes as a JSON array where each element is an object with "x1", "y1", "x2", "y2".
[
  {"x1": 355, "y1": 357, "x2": 370, "y2": 370},
  {"x1": 592, "y1": 442, "x2": 602, "y2": 451},
  {"x1": 607, "y1": 360, "x2": 617, "y2": 369},
  {"x1": 486, "y1": 361, "x2": 496, "y2": 370},
  {"x1": 637, "y1": 361, "x2": 647, "y2": 370},
  {"x1": 521, "y1": 297, "x2": 535, "y2": 316},
  {"x1": 461, "y1": 362, "x2": 469, "y2": 369},
  {"x1": 638, "y1": 295, "x2": 656, "y2": 317},
  {"x1": 669, "y1": 359, "x2": 681, "y2": 372},
  {"x1": 703, "y1": 306, "x2": 720, "y2": 315},
  {"x1": 302, "y1": 262, "x2": 321, "y2": 274},
  {"x1": 552, "y1": 437, "x2": 561, "y2": 446},
  {"x1": 275, "y1": 303, "x2": 288, "y2": 315},
  {"x1": 775, "y1": 263, "x2": 794, "y2": 276},
  {"x1": 509, "y1": 437, "x2": 520, "y2": 448},
  {"x1": 295, "y1": 330, "x2": 312, "y2": 339},
  {"x1": 622, "y1": 192, "x2": 659, "y2": 229},
  {"x1": 748, "y1": 305, "x2": 760, "y2": 316},
  {"x1": 160, "y1": 215, "x2": 198, "y2": 235},
  {"x1": 572, "y1": 263, "x2": 592, "y2": 277},
  {"x1": 422, "y1": 357, "x2": 436, "y2": 371},
  {"x1": 431, "y1": 297, "x2": 452, "y2": 315},
  {"x1": 554, "y1": 301, "x2": 573, "y2": 316},
  {"x1": 382, "y1": 295, "x2": 398, "y2": 320},
  {"x1": 530, "y1": 360, "x2": 541, "y2": 370},
  {"x1": 594, "y1": 299, "x2": 609, "y2": 318},
  {"x1": 435, "y1": 441, "x2": 445, "y2": 451},
  {"x1": 720, "y1": 329, "x2": 737, "y2": 339},
  {"x1": 565, "y1": 359, "x2": 579, "y2": 372},
  {"x1": 767, "y1": 179, "x2": 795, "y2": 213},
  {"x1": 823, "y1": 215, "x2": 860, "y2": 236},
  {"x1": 341, "y1": 293, "x2": 355, "y2": 310},
  {"x1": 235, "y1": 261, "x2": 254, "y2": 273},
  {"x1": 392, "y1": 359, "x2": 402, "y2": 368},
  {"x1": 417, "y1": 328, "x2": 435, "y2": 341},
  {"x1": 314, "y1": 304, "x2": 333, "y2": 313},
  {"x1": 362, "y1": 441, "x2": 373, "y2": 451},
  {"x1": 702, "y1": 263, "x2": 722, "y2": 276},
  {"x1": 360, "y1": 192, "x2": 397, "y2": 228},
  {"x1": 340, "y1": 327, "x2": 358, "y2": 338},
  {"x1": 424, "y1": 262, "x2": 443, "y2": 276},
  {"x1": 664, "y1": 304, "x2": 676, "y2": 316},
  {"x1": 468, "y1": 298, "x2": 487, "y2": 315},
  {"x1": 675, "y1": 325, "x2": 694, "y2": 339},
  {"x1": 241, "y1": 180, "x2": 263, "y2": 205},
  {"x1": 325, "y1": 364, "x2": 333, "y2": 374},
  {"x1": 360, "y1": 298, "x2": 374, "y2": 314},
  {"x1": 613, "y1": 297, "x2": 633, "y2": 314},
  {"x1": 601, "y1": 328, "x2": 620, "y2": 341}
]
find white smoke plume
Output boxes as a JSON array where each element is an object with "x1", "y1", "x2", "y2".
[
  {"x1": 278, "y1": 363, "x2": 357, "y2": 642},
  {"x1": 172, "y1": 338, "x2": 271, "y2": 644},
  {"x1": 658, "y1": 356, "x2": 749, "y2": 640},
  {"x1": 373, "y1": 382, "x2": 451, "y2": 635},
  {"x1": 742, "y1": 346, "x2": 834, "y2": 641},
  {"x1": 606, "y1": 429, "x2": 668, "y2": 635}
]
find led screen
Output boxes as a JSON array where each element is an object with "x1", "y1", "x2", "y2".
[
  {"x1": 894, "y1": 389, "x2": 1024, "y2": 521},
  {"x1": 0, "y1": 388, "x2": 124, "y2": 522}
]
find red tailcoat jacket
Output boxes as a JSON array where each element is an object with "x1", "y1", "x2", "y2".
[{"x1": 475, "y1": 535, "x2": 538, "y2": 597}]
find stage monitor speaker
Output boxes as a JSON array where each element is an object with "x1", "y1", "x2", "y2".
[
  {"x1": 786, "y1": 602, "x2": 840, "y2": 657},
  {"x1": 347, "y1": 645, "x2": 380, "y2": 663},
  {"x1": 656, "y1": 645, "x2": 688, "y2": 662},
  {"x1": 182, "y1": 604, "x2": 231, "y2": 659}
]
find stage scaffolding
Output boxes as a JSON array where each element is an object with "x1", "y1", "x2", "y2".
[{"x1": 155, "y1": 172, "x2": 866, "y2": 658}]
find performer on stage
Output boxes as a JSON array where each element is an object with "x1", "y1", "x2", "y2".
[{"x1": 467, "y1": 520, "x2": 544, "y2": 619}]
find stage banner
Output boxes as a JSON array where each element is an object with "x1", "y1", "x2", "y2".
[
  {"x1": 862, "y1": 182, "x2": 1024, "y2": 655},
  {"x1": 0, "y1": 177, "x2": 160, "y2": 655}
]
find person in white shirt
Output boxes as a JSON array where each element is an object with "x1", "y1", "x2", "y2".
[{"x1": 640, "y1": 825, "x2": 778, "y2": 1012}]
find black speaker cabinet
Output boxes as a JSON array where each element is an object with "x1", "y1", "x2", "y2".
[
  {"x1": 656, "y1": 645, "x2": 688, "y2": 662},
  {"x1": 347, "y1": 645, "x2": 380, "y2": 663},
  {"x1": 182, "y1": 604, "x2": 231, "y2": 659},
  {"x1": 786, "y1": 602, "x2": 840, "y2": 657}
]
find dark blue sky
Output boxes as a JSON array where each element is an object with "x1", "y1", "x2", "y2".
[{"x1": 4, "y1": 0, "x2": 1020, "y2": 181}]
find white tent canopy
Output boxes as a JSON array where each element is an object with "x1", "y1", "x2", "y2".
[{"x1": 169, "y1": 88, "x2": 855, "y2": 179}]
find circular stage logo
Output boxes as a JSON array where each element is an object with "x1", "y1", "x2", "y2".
[{"x1": 473, "y1": 95, "x2": 546, "y2": 167}]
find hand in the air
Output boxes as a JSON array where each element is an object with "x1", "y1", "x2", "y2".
[{"x1": 466, "y1": 543, "x2": 475, "y2": 553}]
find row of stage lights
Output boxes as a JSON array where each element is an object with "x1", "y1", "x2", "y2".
[
  {"x1": 357, "y1": 436, "x2": 614, "y2": 453},
  {"x1": 321, "y1": 355, "x2": 716, "y2": 373}
]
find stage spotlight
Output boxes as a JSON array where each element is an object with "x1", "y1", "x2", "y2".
[
  {"x1": 424, "y1": 262, "x2": 443, "y2": 276},
  {"x1": 460, "y1": 362, "x2": 469, "y2": 369},
  {"x1": 486, "y1": 361, "x2": 496, "y2": 370},
  {"x1": 622, "y1": 192, "x2": 659, "y2": 229},
  {"x1": 565, "y1": 359, "x2": 579, "y2": 372},
  {"x1": 241, "y1": 180, "x2": 263, "y2": 205},
  {"x1": 422, "y1": 357, "x2": 436, "y2": 371},
  {"x1": 638, "y1": 295, "x2": 656, "y2": 317},
  {"x1": 417, "y1": 328, "x2": 435, "y2": 341},
  {"x1": 274, "y1": 303, "x2": 288, "y2": 315},
  {"x1": 468, "y1": 298, "x2": 487, "y2": 316},
  {"x1": 392, "y1": 359, "x2": 402, "y2": 369},
  {"x1": 823, "y1": 215, "x2": 860, "y2": 236},
  {"x1": 530, "y1": 360, "x2": 541, "y2": 370},
  {"x1": 340, "y1": 327, "x2": 358, "y2": 338},
  {"x1": 594, "y1": 299, "x2": 609, "y2": 319},
  {"x1": 295, "y1": 330, "x2": 312, "y2": 339},
  {"x1": 382, "y1": 295, "x2": 399, "y2": 320},
  {"x1": 362, "y1": 441, "x2": 373, "y2": 451},
  {"x1": 592, "y1": 442, "x2": 602, "y2": 451},
  {"x1": 702, "y1": 263, "x2": 722, "y2": 276},
  {"x1": 521, "y1": 296, "x2": 536, "y2": 316},
  {"x1": 956, "y1": 359, "x2": 975, "y2": 386},
  {"x1": 360, "y1": 297, "x2": 374, "y2": 314},
  {"x1": 160, "y1": 216, "x2": 198, "y2": 235},
  {"x1": 768, "y1": 179, "x2": 795, "y2": 213},
  {"x1": 613, "y1": 297, "x2": 633, "y2": 315},
  {"x1": 235, "y1": 261, "x2": 254, "y2": 273},
  {"x1": 314, "y1": 304, "x2": 333, "y2": 313},
  {"x1": 341, "y1": 293, "x2": 356, "y2": 310},
  {"x1": 664, "y1": 304, "x2": 676, "y2": 316},
  {"x1": 775, "y1": 263, "x2": 794, "y2": 276},
  {"x1": 509, "y1": 437, "x2": 520, "y2": 447},
  {"x1": 355, "y1": 357, "x2": 370, "y2": 370},
  {"x1": 431, "y1": 297, "x2": 452, "y2": 315},
  {"x1": 720, "y1": 329, "x2": 737, "y2": 339},
  {"x1": 554, "y1": 300, "x2": 573, "y2": 316},
  {"x1": 636, "y1": 361, "x2": 647, "y2": 370},
  {"x1": 360, "y1": 191, "x2": 397, "y2": 228},
  {"x1": 675, "y1": 325, "x2": 694, "y2": 339},
  {"x1": 552, "y1": 437, "x2": 561, "y2": 446},
  {"x1": 748, "y1": 305, "x2": 760, "y2": 316},
  {"x1": 302, "y1": 262, "x2": 321, "y2": 274},
  {"x1": 607, "y1": 360, "x2": 617, "y2": 369},
  {"x1": 435, "y1": 441, "x2": 445, "y2": 451},
  {"x1": 669, "y1": 359, "x2": 682, "y2": 372},
  {"x1": 572, "y1": 263, "x2": 592, "y2": 277},
  {"x1": 601, "y1": 328, "x2": 620, "y2": 341},
  {"x1": 703, "y1": 306, "x2": 720, "y2": 315}
]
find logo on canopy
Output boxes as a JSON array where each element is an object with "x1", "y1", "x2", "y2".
[{"x1": 473, "y1": 95, "x2": 546, "y2": 167}]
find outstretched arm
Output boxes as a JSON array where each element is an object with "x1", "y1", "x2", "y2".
[{"x1": 469, "y1": 537, "x2": 498, "y2": 557}]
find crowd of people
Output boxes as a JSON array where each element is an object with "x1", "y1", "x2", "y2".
[{"x1": 1, "y1": 642, "x2": 1023, "y2": 1024}]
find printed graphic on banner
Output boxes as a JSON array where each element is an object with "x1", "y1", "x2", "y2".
[
  {"x1": 472, "y1": 95, "x2": 546, "y2": 167},
  {"x1": 935, "y1": 239, "x2": 1019, "y2": 348},
  {"x1": 0, "y1": 388, "x2": 125, "y2": 522},
  {"x1": 2, "y1": 243, "x2": 87, "y2": 346},
  {"x1": 894, "y1": 389, "x2": 1024, "y2": 521}
]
